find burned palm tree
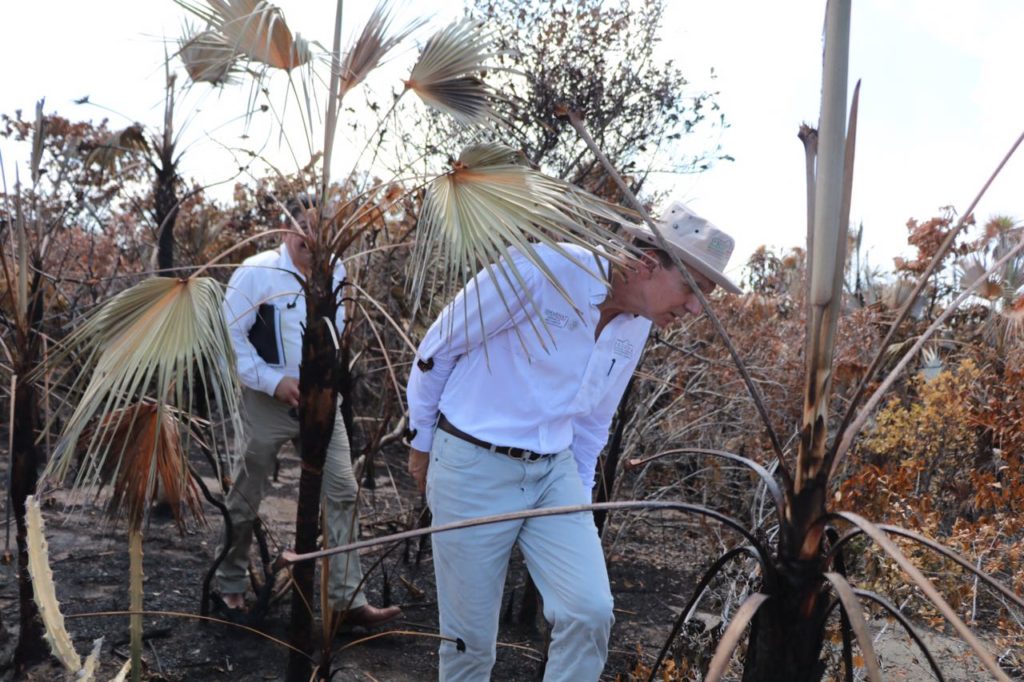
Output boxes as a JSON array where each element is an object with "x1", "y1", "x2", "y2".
[
  {"x1": 40, "y1": 275, "x2": 240, "y2": 681},
  {"x1": 1, "y1": 101, "x2": 51, "y2": 671}
]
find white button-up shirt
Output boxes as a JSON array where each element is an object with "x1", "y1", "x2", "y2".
[
  {"x1": 406, "y1": 244, "x2": 652, "y2": 488},
  {"x1": 223, "y1": 244, "x2": 346, "y2": 396}
]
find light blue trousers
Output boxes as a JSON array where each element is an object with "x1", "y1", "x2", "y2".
[{"x1": 426, "y1": 430, "x2": 613, "y2": 681}]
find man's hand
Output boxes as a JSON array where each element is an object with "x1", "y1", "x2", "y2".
[
  {"x1": 273, "y1": 376, "x2": 300, "y2": 407},
  {"x1": 408, "y1": 448, "x2": 429, "y2": 494}
]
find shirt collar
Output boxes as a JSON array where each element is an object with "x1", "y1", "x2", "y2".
[{"x1": 588, "y1": 251, "x2": 611, "y2": 306}]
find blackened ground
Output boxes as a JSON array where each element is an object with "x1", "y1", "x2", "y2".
[
  {"x1": 0, "y1": 445, "x2": 711, "y2": 682},
  {"x1": 1, "y1": 446, "x2": 981, "y2": 681}
]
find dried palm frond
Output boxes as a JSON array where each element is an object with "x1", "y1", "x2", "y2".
[
  {"x1": 405, "y1": 18, "x2": 499, "y2": 125},
  {"x1": 84, "y1": 124, "x2": 150, "y2": 173},
  {"x1": 175, "y1": 0, "x2": 310, "y2": 71},
  {"x1": 41, "y1": 276, "x2": 241, "y2": 496},
  {"x1": 178, "y1": 27, "x2": 240, "y2": 85},
  {"x1": 337, "y1": 2, "x2": 426, "y2": 102},
  {"x1": 85, "y1": 402, "x2": 204, "y2": 532},
  {"x1": 413, "y1": 141, "x2": 635, "y2": 338},
  {"x1": 959, "y1": 256, "x2": 1004, "y2": 300}
]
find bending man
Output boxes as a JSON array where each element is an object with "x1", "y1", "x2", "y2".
[{"x1": 406, "y1": 202, "x2": 740, "y2": 680}]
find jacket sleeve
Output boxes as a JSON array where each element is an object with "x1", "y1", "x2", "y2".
[
  {"x1": 223, "y1": 264, "x2": 285, "y2": 397},
  {"x1": 406, "y1": 258, "x2": 539, "y2": 453}
]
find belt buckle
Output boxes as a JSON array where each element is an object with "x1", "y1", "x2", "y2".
[{"x1": 515, "y1": 449, "x2": 541, "y2": 462}]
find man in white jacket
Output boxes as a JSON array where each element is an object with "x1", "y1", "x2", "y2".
[
  {"x1": 216, "y1": 196, "x2": 400, "y2": 629},
  {"x1": 405, "y1": 201, "x2": 741, "y2": 680}
]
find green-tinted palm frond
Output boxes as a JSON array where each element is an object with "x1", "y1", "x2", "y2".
[
  {"x1": 337, "y1": 2, "x2": 426, "y2": 102},
  {"x1": 178, "y1": 27, "x2": 242, "y2": 85},
  {"x1": 174, "y1": 0, "x2": 311, "y2": 71},
  {"x1": 85, "y1": 124, "x2": 150, "y2": 174},
  {"x1": 413, "y1": 141, "x2": 635, "y2": 339},
  {"x1": 42, "y1": 277, "x2": 241, "y2": 500},
  {"x1": 405, "y1": 18, "x2": 498, "y2": 125}
]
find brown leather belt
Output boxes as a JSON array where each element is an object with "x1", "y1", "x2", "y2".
[{"x1": 437, "y1": 414, "x2": 548, "y2": 462}]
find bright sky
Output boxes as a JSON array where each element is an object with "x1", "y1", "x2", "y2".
[{"x1": 2, "y1": 1, "x2": 1022, "y2": 281}]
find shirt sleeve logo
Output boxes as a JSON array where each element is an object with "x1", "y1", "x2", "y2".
[{"x1": 613, "y1": 338, "x2": 635, "y2": 359}]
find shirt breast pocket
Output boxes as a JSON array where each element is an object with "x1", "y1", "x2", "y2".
[
  {"x1": 606, "y1": 338, "x2": 638, "y2": 380},
  {"x1": 248, "y1": 303, "x2": 283, "y2": 366}
]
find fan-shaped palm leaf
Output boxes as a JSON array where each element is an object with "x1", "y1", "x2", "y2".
[
  {"x1": 405, "y1": 18, "x2": 499, "y2": 125},
  {"x1": 337, "y1": 2, "x2": 426, "y2": 102},
  {"x1": 178, "y1": 27, "x2": 241, "y2": 85},
  {"x1": 175, "y1": 0, "x2": 310, "y2": 71},
  {"x1": 42, "y1": 276, "x2": 241, "y2": 496},
  {"x1": 958, "y1": 256, "x2": 1004, "y2": 300},
  {"x1": 413, "y1": 141, "x2": 636, "y2": 342}
]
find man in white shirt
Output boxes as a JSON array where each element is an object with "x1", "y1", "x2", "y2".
[
  {"x1": 216, "y1": 196, "x2": 401, "y2": 629},
  {"x1": 405, "y1": 202, "x2": 741, "y2": 680}
]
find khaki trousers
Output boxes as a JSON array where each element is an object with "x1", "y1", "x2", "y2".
[{"x1": 215, "y1": 388, "x2": 366, "y2": 610}]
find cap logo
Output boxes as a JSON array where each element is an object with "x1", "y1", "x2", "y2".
[{"x1": 708, "y1": 236, "x2": 731, "y2": 256}]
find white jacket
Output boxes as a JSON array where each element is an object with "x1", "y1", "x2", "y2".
[{"x1": 223, "y1": 244, "x2": 346, "y2": 396}]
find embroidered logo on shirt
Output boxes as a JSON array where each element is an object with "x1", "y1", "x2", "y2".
[
  {"x1": 543, "y1": 308, "x2": 570, "y2": 329},
  {"x1": 613, "y1": 339, "x2": 635, "y2": 359}
]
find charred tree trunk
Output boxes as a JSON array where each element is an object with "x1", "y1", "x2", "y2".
[
  {"x1": 11, "y1": 273, "x2": 47, "y2": 670},
  {"x1": 746, "y1": 479, "x2": 830, "y2": 682},
  {"x1": 154, "y1": 73, "x2": 178, "y2": 275},
  {"x1": 286, "y1": 259, "x2": 340, "y2": 682},
  {"x1": 154, "y1": 157, "x2": 178, "y2": 275},
  {"x1": 742, "y1": 570, "x2": 829, "y2": 682},
  {"x1": 11, "y1": 378, "x2": 46, "y2": 670}
]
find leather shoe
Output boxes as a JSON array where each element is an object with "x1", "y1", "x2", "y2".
[{"x1": 335, "y1": 604, "x2": 402, "y2": 630}]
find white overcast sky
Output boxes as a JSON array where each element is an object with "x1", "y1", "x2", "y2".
[{"x1": 2, "y1": 1, "x2": 1022, "y2": 281}]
